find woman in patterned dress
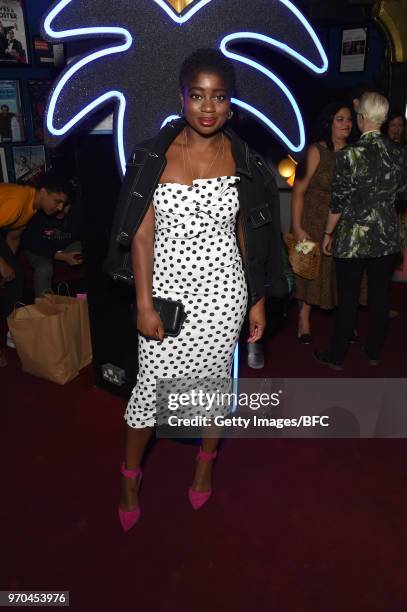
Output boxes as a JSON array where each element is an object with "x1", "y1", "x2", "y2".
[
  {"x1": 291, "y1": 102, "x2": 353, "y2": 342},
  {"x1": 118, "y1": 49, "x2": 274, "y2": 531}
]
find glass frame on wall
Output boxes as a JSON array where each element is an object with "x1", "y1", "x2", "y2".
[
  {"x1": 0, "y1": 0, "x2": 30, "y2": 66},
  {"x1": 12, "y1": 144, "x2": 47, "y2": 184},
  {"x1": 0, "y1": 79, "x2": 26, "y2": 143},
  {"x1": 0, "y1": 146, "x2": 9, "y2": 181}
]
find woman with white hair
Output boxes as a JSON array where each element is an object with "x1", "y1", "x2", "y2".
[{"x1": 313, "y1": 92, "x2": 407, "y2": 369}]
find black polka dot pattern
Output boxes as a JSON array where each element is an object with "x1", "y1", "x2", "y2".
[{"x1": 125, "y1": 176, "x2": 248, "y2": 428}]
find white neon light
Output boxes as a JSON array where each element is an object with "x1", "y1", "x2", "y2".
[
  {"x1": 220, "y1": 34, "x2": 306, "y2": 150},
  {"x1": 44, "y1": 0, "x2": 132, "y2": 174},
  {"x1": 232, "y1": 97, "x2": 304, "y2": 152},
  {"x1": 233, "y1": 343, "x2": 239, "y2": 380},
  {"x1": 160, "y1": 114, "x2": 181, "y2": 128},
  {"x1": 279, "y1": 0, "x2": 328, "y2": 72},
  {"x1": 43, "y1": 0, "x2": 328, "y2": 171},
  {"x1": 217, "y1": 1, "x2": 328, "y2": 150},
  {"x1": 221, "y1": 31, "x2": 327, "y2": 75},
  {"x1": 153, "y1": 0, "x2": 213, "y2": 24}
]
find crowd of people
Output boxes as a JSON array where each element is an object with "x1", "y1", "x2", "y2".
[
  {"x1": 248, "y1": 88, "x2": 407, "y2": 369},
  {"x1": 0, "y1": 48, "x2": 406, "y2": 531}
]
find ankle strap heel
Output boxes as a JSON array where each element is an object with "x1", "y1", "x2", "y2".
[
  {"x1": 197, "y1": 448, "x2": 217, "y2": 462},
  {"x1": 121, "y1": 462, "x2": 142, "y2": 479},
  {"x1": 118, "y1": 462, "x2": 142, "y2": 532},
  {"x1": 188, "y1": 448, "x2": 218, "y2": 510}
]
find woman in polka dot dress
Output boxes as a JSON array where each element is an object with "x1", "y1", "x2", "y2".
[{"x1": 118, "y1": 49, "x2": 268, "y2": 531}]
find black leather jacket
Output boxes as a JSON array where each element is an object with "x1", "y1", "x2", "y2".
[{"x1": 104, "y1": 118, "x2": 288, "y2": 303}]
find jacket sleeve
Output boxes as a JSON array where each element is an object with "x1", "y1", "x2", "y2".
[
  {"x1": 397, "y1": 146, "x2": 407, "y2": 198},
  {"x1": 252, "y1": 152, "x2": 290, "y2": 299},
  {"x1": 331, "y1": 149, "x2": 352, "y2": 214},
  {"x1": 102, "y1": 144, "x2": 150, "y2": 283}
]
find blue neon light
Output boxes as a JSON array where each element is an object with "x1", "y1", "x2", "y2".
[
  {"x1": 221, "y1": 30, "x2": 327, "y2": 75},
  {"x1": 44, "y1": 0, "x2": 132, "y2": 174},
  {"x1": 279, "y1": 0, "x2": 328, "y2": 72},
  {"x1": 232, "y1": 97, "x2": 304, "y2": 152},
  {"x1": 221, "y1": 38, "x2": 306, "y2": 152},
  {"x1": 160, "y1": 114, "x2": 181, "y2": 129},
  {"x1": 44, "y1": 0, "x2": 328, "y2": 175},
  {"x1": 233, "y1": 344, "x2": 239, "y2": 380}
]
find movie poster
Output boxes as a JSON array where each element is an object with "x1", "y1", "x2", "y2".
[
  {"x1": 340, "y1": 28, "x2": 367, "y2": 73},
  {"x1": 0, "y1": 1, "x2": 29, "y2": 65},
  {"x1": 0, "y1": 147, "x2": 8, "y2": 182},
  {"x1": 12, "y1": 145, "x2": 46, "y2": 185},
  {"x1": 28, "y1": 80, "x2": 52, "y2": 142},
  {"x1": 0, "y1": 79, "x2": 25, "y2": 142},
  {"x1": 33, "y1": 35, "x2": 64, "y2": 68}
]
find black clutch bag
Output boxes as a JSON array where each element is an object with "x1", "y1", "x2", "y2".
[{"x1": 151, "y1": 297, "x2": 187, "y2": 337}]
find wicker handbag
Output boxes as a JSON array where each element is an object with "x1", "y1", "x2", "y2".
[{"x1": 283, "y1": 233, "x2": 321, "y2": 280}]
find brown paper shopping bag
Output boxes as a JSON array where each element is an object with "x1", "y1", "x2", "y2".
[
  {"x1": 7, "y1": 303, "x2": 79, "y2": 384},
  {"x1": 36, "y1": 291, "x2": 92, "y2": 370},
  {"x1": 75, "y1": 293, "x2": 92, "y2": 369},
  {"x1": 36, "y1": 294, "x2": 81, "y2": 371}
]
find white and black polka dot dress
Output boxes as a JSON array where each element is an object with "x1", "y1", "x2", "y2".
[{"x1": 125, "y1": 176, "x2": 248, "y2": 428}]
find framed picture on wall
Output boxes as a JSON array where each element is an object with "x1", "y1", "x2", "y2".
[
  {"x1": 0, "y1": 1, "x2": 30, "y2": 65},
  {"x1": 28, "y1": 80, "x2": 52, "y2": 142},
  {"x1": 0, "y1": 79, "x2": 25, "y2": 142},
  {"x1": 0, "y1": 147, "x2": 8, "y2": 181},
  {"x1": 32, "y1": 35, "x2": 65, "y2": 68},
  {"x1": 12, "y1": 144, "x2": 47, "y2": 185},
  {"x1": 340, "y1": 27, "x2": 368, "y2": 73}
]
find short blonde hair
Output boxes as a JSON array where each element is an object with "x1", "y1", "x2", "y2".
[{"x1": 359, "y1": 92, "x2": 389, "y2": 127}]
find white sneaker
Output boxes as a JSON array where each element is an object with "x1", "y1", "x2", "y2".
[
  {"x1": 6, "y1": 331, "x2": 15, "y2": 349},
  {"x1": 247, "y1": 343, "x2": 264, "y2": 369}
]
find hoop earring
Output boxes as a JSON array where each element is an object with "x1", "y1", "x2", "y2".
[
  {"x1": 228, "y1": 110, "x2": 234, "y2": 120},
  {"x1": 180, "y1": 102, "x2": 184, "y2": 115}
]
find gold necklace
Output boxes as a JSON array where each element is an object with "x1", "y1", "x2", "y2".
[{"x1": 183, "y1": 129, "x2": 224, "y2": 182}]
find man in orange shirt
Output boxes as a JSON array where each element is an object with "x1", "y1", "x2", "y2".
[{"x1": 0, "y1": 173, "x2": 71, "y2": 365}]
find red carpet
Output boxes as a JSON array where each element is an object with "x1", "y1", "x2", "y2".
[{"x1": 2, "y1": 283, "x2": 407, "y2": 611}]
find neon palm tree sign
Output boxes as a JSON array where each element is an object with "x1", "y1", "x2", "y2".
[{"x1": 42, "y1": 0, "x2": 328, "y2": 175}]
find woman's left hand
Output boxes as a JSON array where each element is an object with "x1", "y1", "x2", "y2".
[
  {"x1": 248, "y1": 297, "x2": 266, "y2": 343},
  {"x1": 322, "y1": 234, "x2": 333, "y2": 256}
]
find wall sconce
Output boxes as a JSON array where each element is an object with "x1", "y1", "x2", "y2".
[{"x1": 278, "y1": 155, "x2": 297, "y2": 187}]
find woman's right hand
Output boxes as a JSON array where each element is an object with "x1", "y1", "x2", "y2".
[
  {"x1": 293, "y1": 227, "x2": 311, "y2": 243},
  {"x1": 137, "y1": 307, "x2": 165, "y2": 341}
]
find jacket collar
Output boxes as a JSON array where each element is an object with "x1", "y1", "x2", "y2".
[
  {"x1": 225, "y1": 125, "x2": 252, "y2": 178},
  {"x1": 148, "y1": 118, "x2": 252, "y2": 178},
  {"x1": 360, "y1": 130, "x2": 382, "y2": 140}
]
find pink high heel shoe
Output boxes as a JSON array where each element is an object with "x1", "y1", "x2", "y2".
[
  {"x1": 118, "y1": 462, "x2": 142, "y2": 532},
  {"x1": 188, "y1": 448, "x2": 217, "y2": 510}
]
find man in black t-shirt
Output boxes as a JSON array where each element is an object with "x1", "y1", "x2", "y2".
[{"x1": 23, "y1": 200, "x2": 83, "y2": 296}]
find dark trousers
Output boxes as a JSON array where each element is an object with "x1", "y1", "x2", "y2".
[
  {"x1": 0, "y1": 233, "x2": 24, "y2": 321},
  {"x1": 329, "y1": 254, "x2": 396, "y2": 362}
]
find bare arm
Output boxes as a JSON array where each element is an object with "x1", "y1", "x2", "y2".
[
  {"x1": 6, "y1": 228, "x2": 23, "y2": 254},
  {"x1": 291, "y1": 144, "x2": 321, "y2": 242},
  {"x1": 322, "y1": 211, "x2": 342, "y2": 256},
  {"x1": 55, "y1": 251, "x2": 83, "y2": 265},
  {"x1": 131, "y1": 203, "x2": 164, "y2": 340}
]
